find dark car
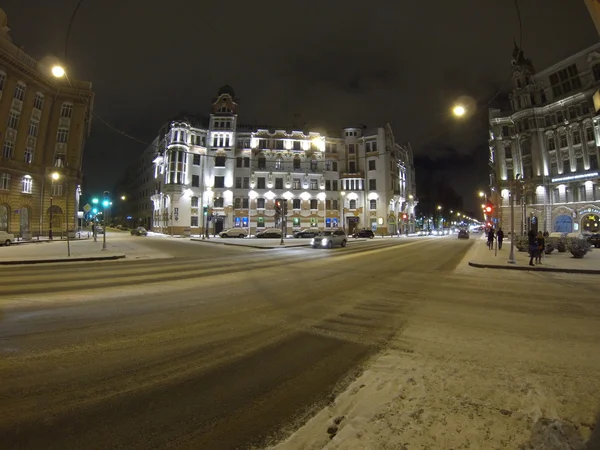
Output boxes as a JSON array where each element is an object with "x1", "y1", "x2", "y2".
[
  {"x1": 353, "y1": 229, "x2": 375, "y2": 239},
  {"x1": 130, "y1": 227, "x2": 148, "y2": 236},
  {"x1": 293, "y1": 227, "x2": 321, "y2": 238},
  {"x1": 458, "y1": 229, "x2": 469, "y2": 239},
  {"x1": 255, "y1": 228, "x2": 282, "y2": 238},
  {"x1": 588, "y1": 233, "x2": 600, "y2": 248}
]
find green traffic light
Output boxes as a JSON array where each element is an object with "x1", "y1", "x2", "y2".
[
  {"x1": 102, "y1": 200, "x2": 109, "y2": 207},
  {"x1": 92, "y1": 198, "x2": 99, "y2": 204}
]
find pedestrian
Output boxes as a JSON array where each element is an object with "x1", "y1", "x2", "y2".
[
  {"x1": 536, "y1": 231, "x2": 545, "y2": 264},
  {"x1": 496, "y1": 228, "x2": 504, "y2": 250},
  {"x1": 528, "y1": 229, "x2": 537, "y2": 266},
  {"x1": 487, "y1": 228, "x2": 495, "y2": 250}
]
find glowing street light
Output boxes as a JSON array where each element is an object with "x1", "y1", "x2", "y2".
[
  {"x1": 121, "y1": 195, "x2": 126, "y2": 201},
  {"x1": 51, "y1": 172, "x2": 60, "y2": 181},
  {"x1": 51, "y1": 65, "x2": 66, "y2": 78},
  {"x1": 452, "y1": 104, "x2": 466, "y2": 117}
]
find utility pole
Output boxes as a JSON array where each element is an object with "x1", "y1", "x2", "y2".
[{"x1": 508, "y1": 174, "x2": 521, "y2": 264}]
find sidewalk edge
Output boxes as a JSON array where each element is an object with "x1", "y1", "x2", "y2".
[
  {"x1": 0, "y1": 254, "x2": 126, "y2": 265},
  {"x1": 468, "y1": 261, "x2": 600, "y2": 274}
]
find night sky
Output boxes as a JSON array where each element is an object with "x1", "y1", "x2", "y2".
[{"x1": 3, "y1": 0, "x2": 598, "y2": 213}]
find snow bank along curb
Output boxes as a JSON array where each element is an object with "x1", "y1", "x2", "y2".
[
  {"x1": 190, "y1": 238, "x2": 309, "y2": 249},
  {"x1": 0, "y1": 254, "x2": 126, "y2": 265},
  {"x1": 468, "y1": 261, "x2": 600, "y2": 274}
]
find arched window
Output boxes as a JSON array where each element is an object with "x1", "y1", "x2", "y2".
[
  {"x1": 0, "y1": 204, "x2": 9, "y2": 231},
  {"x1": 349, "y1": 199, "x2": 357, "y2": 209}
]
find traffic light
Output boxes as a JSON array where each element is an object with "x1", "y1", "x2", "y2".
[
  {"x1": 203, "y1": 206, "x2": 208, "y2": 216},
  {"x1": 92, "y1": 198, "x2": 99, "y2": 205},
  {"x1": 282, "y1": 200, "x2": 288, "y2": 216},
  {"x1": 275, "y1": 201, "x2": 281, "y2": 215},
  {"x1": 484, "y1": 202, "x2": 494, "y2": 214},
  {"x1": 402, "y1": 213, "x2": 408, "y2": 220}
]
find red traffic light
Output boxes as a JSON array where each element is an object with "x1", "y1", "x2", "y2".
[
  {"x1": 485, "y1": 206, "x2": 492, "y2": 213},
  {"x1": 402, "y1": 214, "x2": 408, "y2": 220}
]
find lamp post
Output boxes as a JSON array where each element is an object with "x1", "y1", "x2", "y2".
[
  {"x1": 508, "y1": 174, "x2": 521, "y2": 264},
  {"x1": 340, "y1": 191, "x2": 346, "y2": 232},
  {"x1": 49, "y1": 172, "x2": 60, "y2": 240},
  {"x1": 101, "y1": 193, "x2": 110, "y2": 251}
]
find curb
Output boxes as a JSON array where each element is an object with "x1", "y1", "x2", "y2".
[
  {"x1": 468, "y1": 261, "x2": 600, "y2": 274},
  {"x1": 190, "y1": 238, "x2": 309, "y2": 249},
  {"x1": 0, "y1": 254, "x2": 126, "y2": 265}
]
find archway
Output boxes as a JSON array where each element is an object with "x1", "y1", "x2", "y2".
[
  {"x1": 47, "y1": 205, "x2": 64, "y2": 232},
  {"x1": 554, "y1": 214, "x2": 573, "y2": 233},
  {"x1": 0, "y1": 204, "x2": 9, "y2": 232},
  {"x1": 20, "y1": 206, "x2": 30, "y2": 236},
  {"x1": 581, "y1": 214, "x2": 600, "y2": 234}
]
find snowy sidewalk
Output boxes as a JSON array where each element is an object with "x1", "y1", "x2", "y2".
[{"x1": 468, "y1": 235, "x2": 600, "y2": 274}]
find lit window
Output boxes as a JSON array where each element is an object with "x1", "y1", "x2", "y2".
[
  {"x1": 22, "y1": 175, "x2": 32, "y2": 194},
  {"x1": 24, "y1": 146, "x2": 34, "y2": 164},
  {"x1": 14, "y1": 83, "x2": 26, "y2": 101},
  {"x1": 369, "y1": 199, "x2": 377, "y2": 210},
  {"x1": 33, "y1": 92, "x2": 44, "y2": 110},
  {"x1": 61, "y1": 103, "x2": 73, "y2": 118}
]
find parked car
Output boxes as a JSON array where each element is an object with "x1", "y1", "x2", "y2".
[
  {"x1": 353, "y1": 229, "x2": 375, "y2": 239},
  {"x1": 293, "y1": 227, "x2": 321, "y2": 238},
  {"x1": 311, "y1": 230, "x2": 347, "y2": 249},
  {"x1": 219, "y1": 228, "x2": 249, "y2": 238},
  {"x1": 130, "y1": 227, "x2": 148, "y2": 236},
  {"x1": 588, "y1": 233, "x2": 600, "y2": 248},
  {"x1": 256, "y1": 228, "x2": 282, "y2": 238},
  {"x1": 0, "y1": 231, "x2": 15, "y2": 246},
  {"x1": 458, "y1": 229, "x2": 469, "y2": 239},
  {"x1": 95, "y1": 226, "x2": 104, "y2": 234}
]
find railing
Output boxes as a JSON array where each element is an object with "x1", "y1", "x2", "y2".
[{"x1": 340, "y1": 171, "x2": 364, "y2": 178}]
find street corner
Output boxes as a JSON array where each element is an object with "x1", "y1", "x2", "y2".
[{"x1": 467, "y1": 260, "x2": 600, "y2": 274}]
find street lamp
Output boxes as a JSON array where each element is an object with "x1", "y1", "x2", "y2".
[
  {"x1": 452, "y1": 104, "x2": 466, "y2": 117},
  {"x1": 51, "y1": 65, "x2": 66, "y2": 78},
  {"x1": 340, "y1": 191, "x2": 346, "y2": 231},
  {"x1": 121, "y1": 195, "x2": 126, "y2": 201},
  {"x1": 508, "y1": 174, "x2": 522, "y2": 264},
  {"x1": 49, "y1": 172, "x2": 60, "y2": 240}
]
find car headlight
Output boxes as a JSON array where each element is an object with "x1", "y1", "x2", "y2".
[
  {"x1": 310, "y1": 238, "x2": 315, "y2": 245},
  {"x1": 321, "y1": 239, "x2": 328, "y2": 246}
]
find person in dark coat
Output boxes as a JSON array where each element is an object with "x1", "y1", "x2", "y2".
[
  {"x1": 496, "y1": 228, "x2": 504, "y2": 250},
  {"x1": 528, "y1": 229, "x2": 537, "y2": 266},
  {"x1": 487, "y1": 228, "x2": 495, "y2": 250},
  {"x1": 536, "y1": 231, "x2": 545, "y2": 264}
]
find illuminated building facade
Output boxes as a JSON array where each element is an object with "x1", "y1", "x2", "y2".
[
  {"x1": 489, "y1": 42, "x2": 600, "y2": 234},
  {"x1": 149, "y1": 86, "x2": 417, "y2": 236}
]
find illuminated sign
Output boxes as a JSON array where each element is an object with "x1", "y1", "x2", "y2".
[{"x1": 551, "y1": 172, "x2": 599, "y2": 183}]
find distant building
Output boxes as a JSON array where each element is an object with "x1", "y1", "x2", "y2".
[
  {"x1": 139, "y1": 85, "x2": 416, "y2": 236},
  {"x1": 0, "y1": 9, "x2": 94, "y2": 238},
  {"x1": 489, "y1": 42, "x2": 600, "y2": 234}
]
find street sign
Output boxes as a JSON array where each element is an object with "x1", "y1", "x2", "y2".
[{"x1": 83, "y1": 203, "x2": 91, "y2": 212}]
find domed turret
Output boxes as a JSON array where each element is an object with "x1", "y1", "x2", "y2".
[
  {"x1": 0, "y1": 8, "x2": 12, "y2": 41},
  {"x1": 218, "y1": 84, "x2": 235, "y2": 99}
]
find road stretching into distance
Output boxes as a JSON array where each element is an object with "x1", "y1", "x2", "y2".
[{"x1": 0, "y1": 235, "x2": 599, "y2": 449}]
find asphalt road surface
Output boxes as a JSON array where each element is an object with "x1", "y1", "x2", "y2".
[{"x1": 0, "y1": 236, "x2": 597, "y2": 449}]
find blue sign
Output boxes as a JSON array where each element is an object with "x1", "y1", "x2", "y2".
[
  {"x1": 326, "y1": 218, "x2": 331, "y2": 228},
  {"x1": 554, "y1": 215, "x2": 573, "y2": 233},
  {"x1": 242, "y1": 217, "x2": 248, "y2": 227},
  {"x1": 234, "y1": 217, "x2": 241, "y2": 225},
  {"x1": 332, "y1": 218, "x2": 338, "y2": 227}
]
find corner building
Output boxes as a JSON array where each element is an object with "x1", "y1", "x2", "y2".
[
  {"x1": 0, "y1": 9, "x2": 94, "y2": 238},
  {"x1": 489, "y1": 42, "x2": 600, "y2": 235},
  {"x1": 150, "y1": 86, "x2": 417, "y2": 236}
]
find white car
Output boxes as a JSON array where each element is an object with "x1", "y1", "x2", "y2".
[
  {"x1": 219, "y1": 228, "x2": 249, "y2": 238},
  {"x1": 0, "y1": 231, "x2": 15, "y2": 246}
]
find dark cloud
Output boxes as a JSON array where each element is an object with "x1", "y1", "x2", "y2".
[{"x1": 2, "y1": 0, "x2": 597, "y2": 212}]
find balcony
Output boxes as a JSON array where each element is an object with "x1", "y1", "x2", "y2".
[{"x1": 340, "y1": 171, "x2": 364, "y2": 179}]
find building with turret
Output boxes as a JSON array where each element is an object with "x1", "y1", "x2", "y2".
[
  {"x1": 0, "y1": 8, "x2": 94, "y2": 239},
  {"x1": 489, "y1": 42, "x2": 600, "y2": 234},
  {"x1": 133, "y1": 85, "x2": 417, "y2": 236}
]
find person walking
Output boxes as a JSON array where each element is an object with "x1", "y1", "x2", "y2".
[
  {"x1": 536, "y1": 231, "x2": 545, "y2": 264},
  {"x1": 528, "y1": 229, "x2": 537, "y2": 266},
  {"x1": 496, "y1": 228, "x2": 504, "y2": 250},
  {"x1": 487, "y1": 228, "x2": 495, "y2": 250}
]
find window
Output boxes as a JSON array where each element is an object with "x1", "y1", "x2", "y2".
[
  {"x1": 557, "y1": 110, "x2": 564, "y2": 122},
  {"x1": 576, "y1": 156, "x2": 584, "y2": 172},
  {"x1": 310, "y1": 159, "x2": 318, "y2": 172},
  {"x1": 275, "y1": 156, "x2": 283, "y2": 169},
  {"x1": 587, "y1": 127, "x2": 595, "y2": 143},
  {"x1": 61, "y1": 103, "x2": 73, "y2": 118},
  {"x1": 259, "y1": 139, "x2": 268, "y2": 149},
  {"x1": 366, "y1": 141, "x2": 377, "y2": 152},
  {"x1": 293, "y1": 158, "x2": 301, "y2": 170},
  {"x1": 559, "y1": 134, "x2": 567, "y2": 148},
  {"x1": 193, "y1": 154, "x2": 201, "y2": 166},
  {"x1": 521, "y1": 140, "x2": 531, "y2": 156},
  {"x1": 191, "y1": 216, "x2": 199, "y2": 227},
  {"x1": 213, "y1": 197, "x2": 224, "y2": 208},
  {"x1": 33, "y1": 92, "x2": 44, "y2": 110},
  {"x1": 275, "y1": 178, "x2": 283, "y2": 189},
  {"x1": 22, "y1": 175, "x2": 32, "y2": 194},
  {"x1": 325, "y1": 199, "x2": 331, "y2": 210},
  {"x1": 325, "y1": 180, "x2": 331, "y2": 191},
  {"x1": 257, "y1": 198, "x2": 265, "y2": 208},
  {"x1": 242, "y1": 198, "x2": 249, "y2": 208},
  {"x1": 544, "y1": 115, "x2": 552, "y2": 127},
  {"x1": 258, "y1": 155, "x2": 266, "y2": 169},
  {"x1": 553, "y1": 188, "x2": 560, "y2": 203},
  {"x1": 51, "y1": 183, "x2": 63, "y2": 196},
  {"x1": 191, "y1": 196, "x2": 199, "y2": 207},
  {"x1": 235, "y1": 177, "x2": 242, "y2": 188},
  {"x1": 310, "y1": 180, "x2": 318, "y2": 190},
  {"x1": 28, "y1": 120, "x2": 38, "y2": 137},
  {"x1": 349, "y1": 199, "x2": 357, "y2": 209},
  {"x1": 7, "y1": 111, "x2": 19, "y2": 129},
  {"x1": 214, "y1": 176, "x2": 225, "y2": 188},
  {"x1": 14, "y1": 83, "x2": 25, "y2": 101},
  {"x1": 349, "y1": 161, "x2": 356, "y2": 172},
  {"x1": 505, "y1": 145, "x2": 512, "y2": 158},
  {"x1": 57, "y1": 128, "x2": 69, "y2": 143},
  {"x1": 292, "y1": 199, "x2": 301, "y2": 209},
  {"x1": 578, "y1": 185, "x2": 586, "y2": 202},
  {"x1": 593, "y1": 63, "x2": 600, "y2": 81},
  {"x1": 243, "y1": 177, "x2": 250, "y2": 189},
  {"x1": 192, "y1": 175, "x2": 200, "y2": 187},
  {"x1": 590, "y1": 154, "x2": 598, "y2": 170},
  {"x1": 348, "y1": 144, "x2": 355, "y2": 154},
  {"x1": 2, "y1": 141, "x2": 14, "y2": 159},
  {"x1": 573, "y1": 130, "x2": 581, "y2": 145},
  {"x1": 275, "y1": 140, "x2": 284, "y2": 150},
  {"x1": 547, "y1": 137, "x2": 555, "y2": 151},
  {"x1": 507, "y1": 168, "x2": 514, "y2": 180},
  {"x1": 568, "y1": 106, "x2": 577, "y2": 120},
  {"x1": 257, "y1": 177, "x2": 266, "y2": 189},
  {"x1": 549, "y1": 64, "x2": 582, "y2": 98},
  {"x1": 332, "y1": 200, "x2": 338, "y2": 210},
  {"x1": 0, "y1": 172, "x2": 10, "y2": 190},
  {"x1": 215, "y1": 155, "x2": 226, "y2": 167},
  {"x1": 236, "y1": 156, "x2": 243, "y2": 167},
  {"x1": 369, "y1": 199, "x2": 377, "y2": 210},
  {"x1": 564, "y1": 158, "x2": 572, "y2": 173},
  {"x1": 293, "y1": 178, "x2": 301, "y2": 190},
  {"x1": 54, "y1": 153, "x2": 65, "y2": 167},
  {"x1": 368, "y1": 160, "x2": 376, "y2": 170},
  {"x1": 332, "y1": 180, "x2": 338, "y2": 191},
  {"x1": 550, "y1": 159, "x2": 558, "y2": 176},
  {"x1": 369, "y1": 179, "x2": 377, "y2": 190},
  {"x1": 234, "y1": 198, "x2": 241, "y2": 209},
  {"x1": 310, "y1": 199, "x2": 318, "y2": 209},
  {"x1": 244, "y1": 157, "x2": 250, "y2": 167},
  {"x1": 24, "y1": 146, "x2": 33, "y2": 164}
]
